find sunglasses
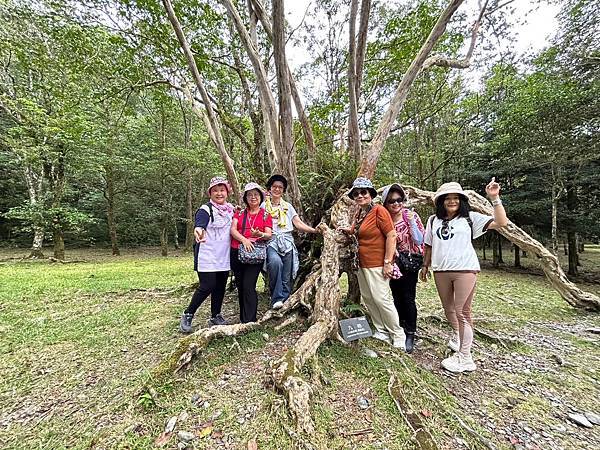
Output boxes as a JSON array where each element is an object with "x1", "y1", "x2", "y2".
[
  {"x1": 386, "y1": 198, "x2": 403, "y2": 205},
  {"x1": 352, "y1": 189, "x2": 370, "y2": 199}
]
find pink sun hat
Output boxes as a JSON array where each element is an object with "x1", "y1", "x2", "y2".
[{"x1": 207, "y1": 176, "x2": 231, "y2": 196}]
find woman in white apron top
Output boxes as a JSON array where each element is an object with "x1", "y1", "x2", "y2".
[{"x1": 180, "y1": 176, "x2": 234, "y2": 333}]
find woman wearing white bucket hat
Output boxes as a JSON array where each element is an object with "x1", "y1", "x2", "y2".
[
  {"x1": 230, "y1": 182, "x2": 273, "y2": 323},
  {"x1": 421, "y1": 178, "x2": 508, "y2": 373}
]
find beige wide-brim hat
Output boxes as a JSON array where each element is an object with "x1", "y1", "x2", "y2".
[{"x1": 433, "y1": 182, "x2": 467, "y2": 203}]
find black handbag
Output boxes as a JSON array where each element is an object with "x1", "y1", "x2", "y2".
[
  {"x1": 396, "y1": 251, "x2": 423, "y2": 272},
  {"x1": 238, "y1": 210, "x2": 267, "y2": 264}
]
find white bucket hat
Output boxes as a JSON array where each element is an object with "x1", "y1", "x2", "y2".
[
  {"x1": 242, "y1": 182, "x2": 265, "y2": 205},
  {"x1": 433, "y1": 182, "x2": 467, "y2": 203}
]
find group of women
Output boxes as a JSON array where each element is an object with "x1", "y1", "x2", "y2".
[
  {"x1": 343, "y1": 176, "x2": 507, "y2": 373},
  {"x1": 180, "y1": 173, "x2": 508, "y2": 374},
  {"x1": 179, "y1": 175, "x2": 318, "y2": 332}
]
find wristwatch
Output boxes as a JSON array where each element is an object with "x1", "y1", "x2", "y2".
[{"x1": 384, "y1": 259, "x2": 392, "y2": 265}]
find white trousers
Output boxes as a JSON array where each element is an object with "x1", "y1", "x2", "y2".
[{"x1": 357, "y1": 267, "x2": 404, "y2": 340}]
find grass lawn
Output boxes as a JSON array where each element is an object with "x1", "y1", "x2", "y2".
[{"x1": 0, "y1": 246, "x2": 599, "y2": 449}]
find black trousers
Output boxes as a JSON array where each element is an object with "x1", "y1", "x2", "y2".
[
  {"x1": 230, "y1": 248, "x2": 262, "y2": 323},
  {"x1": 389, "y1": 270, "x2": 419, "y2": 333},
  {"x1": 185, "y1": 270, "x2": 229, "y2": 317}
]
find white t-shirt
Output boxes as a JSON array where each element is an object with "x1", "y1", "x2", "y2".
[
  {"x1": 261, "y1": 201, "x2": 298, "y2": 234},
  {"x1": 424, "y1": 211, "x2": 493, "y2": 272}
]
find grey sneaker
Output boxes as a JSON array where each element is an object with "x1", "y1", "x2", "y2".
[
  {"x1": 208, "y1": 313, "x2": 228, "y2": 326},
  {"x1": 180, "y1": 313, "x2": 194, "y2": 333}
]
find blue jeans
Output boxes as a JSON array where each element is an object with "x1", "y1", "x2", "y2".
[{"x1": 267, "y1": 246, "x2": 294, "y2": 305}]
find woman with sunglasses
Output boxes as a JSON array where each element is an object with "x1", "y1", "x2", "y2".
[
  {"x1": 340, "y1": 177, "x2": 406, "y2": 348},
  {"x1": 381, "y1": 184, "x2": 425, "y2": 353},
  {"x1": 421, "y1": 179, "x2": 508, "y2": 373}
]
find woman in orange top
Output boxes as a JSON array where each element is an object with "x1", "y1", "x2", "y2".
[{"x1": 340, "y1": 177, "x2": 405, "y2": 348}]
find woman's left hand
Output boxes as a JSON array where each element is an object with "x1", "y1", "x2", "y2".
[
  {"x1": 250, "y1": 227, "x2": 262, "y2": 238},
  {"x1": 486, "y1": 177, "x2": 501, "y2": 199}
]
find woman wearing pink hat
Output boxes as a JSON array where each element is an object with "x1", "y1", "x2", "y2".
[
  {"x1": 180, "y1": 176, "x2": 235, "y2": 333},
  {"x1": 230, "y1": 182, "x2": 273, "y2": 323},
  {"x1": 421, "y1": 178, "x2": 508, "y2": 373}
]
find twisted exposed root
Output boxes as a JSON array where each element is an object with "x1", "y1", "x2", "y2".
[
  {"x1": 148, "y1": 265, "x2": 322, "y2": 384},
  {"x1": 270, "y1": 225, "x2": 344, "y2": 434},
  {"x1": 388, "y1": 373, "x2": 439, "y2": 450}
]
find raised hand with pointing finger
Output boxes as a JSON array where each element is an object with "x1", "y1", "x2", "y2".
[{"x1": 485, "y1": 177, "x2": 500, "y2": 199}]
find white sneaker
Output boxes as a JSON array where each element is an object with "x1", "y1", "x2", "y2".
[
  {"x1": 272, "y1": 301, "x2": 284, "y2": 310},
  {"x1": 372, "y1": 331, "x2": 391, "y2": 343},
  {"x1": 392, "y1": 338, "x2": 406, "y2": 350},
  {"x1": 447, "y1": 334, "x2": 460, "y2": 352},
  {"x1": 441, "y1": 353, "x2": 476, "y2": 373}
]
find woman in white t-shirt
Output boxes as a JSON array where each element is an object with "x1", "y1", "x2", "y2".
[{"x1": 421, "y1": 179, "x2": 508, "y2": 373}]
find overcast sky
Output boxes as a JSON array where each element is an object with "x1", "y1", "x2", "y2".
[{"x1": 283, "y1": 0, "x2": 561, "y2": 89}]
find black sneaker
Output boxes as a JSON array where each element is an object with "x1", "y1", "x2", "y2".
[
  {"x1": 208, "y1": 314, "x2": 228, "y2": 326},
  {"x1": 180, "y1": 312, "x2": 194, "y2": 333}
]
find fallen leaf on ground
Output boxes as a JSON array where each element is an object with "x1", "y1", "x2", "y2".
[
  {"x1": 420, "y1": 409, "x2": 433, "y2": 418},
  {"x1": 247, "y1": 438, "x2": 258, "y2": 449},
  {"x1": 196, "y1": 421, "x2": 214, "y2": 438},
  {"x1": 154, "y1": 431, "x2": 172, "y2": 447}
]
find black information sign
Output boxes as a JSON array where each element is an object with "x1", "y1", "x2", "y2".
[{"x1": 339, "y1": 316, "x2": 373, "y2": 342}]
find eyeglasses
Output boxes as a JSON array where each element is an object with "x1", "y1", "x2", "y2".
[
  {"x1": 386, "y1": 198, "x2": 403, "y2": 205},
  {"x1": 352, "y1": 189, "x2": 370, "y2": 199},
  {"x1": 270, "y1": 184, "x2": 285, "y2": 191}
]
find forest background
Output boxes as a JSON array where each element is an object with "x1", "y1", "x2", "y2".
[
  {"x1": 1, "y1": 0, "x2": 598, "y2": 275},
  {"x1": 1, "y1": 0, "x2": 600, "y2": 448}
]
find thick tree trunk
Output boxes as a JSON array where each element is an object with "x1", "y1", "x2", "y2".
[
  {"x1": 403, "y1": 185, "x2": 600, "y2": 310},
  {"x1": 24, "y1": 163, "x2": 45, "y2": 258},
  {"x1": 514, "y1": 243, "x2": 521, "y2": 268},
  {"x1": 271, "y1": 197, "x2": 353, "y2": 434},
  {"x1": 482, "y1": 233, "x2": 487, "y2": 261},
  {"x1": 566, "y1": 185, "x2": 578, "y2": 276},
  {"x1": 53, "y1": 229, "x2": 65, "y2": 261},
  {"x1": 105, "y1": 160, "x2": 120, "y2": 256},
  {"x1": 567, "y1": 232, "x2": 577, "y2": 275},
  {"x1": 46, "y1": 147, "x2": 66, "y2": 260},
  {"x1": 347, "y1": 0, "x2": 361, "y2": 160},
  {"x1": 551, "y1": 183, "x2": 559, "y2": 255},
  {"x1": 492, "y1": 232, "x2": 498, "y2": 268},
  {"x1": 220, "y1": 0, "x2": 282, "y2": 167},
  {"x1": 30, "y1": 226, "x2": 45, "y2": 259},
  {"x1": 272, "y1": 0, "x2": 303, "y2": 211},
  {"x1": 160, "y1": 224, "x2": 168, "y2": 257},
  {"x1": 162, "y1": 0, "x2": 240, "y2": 200},
  {"x1": 249, "y1": 0, "x2": 317, "y2": 164},
  {"x1": 497, "y1": 233, "x2": 504, "y2": 264},
  {"x1": 359, "y1": 0, "x2": 466, "y2": 178},
  {"x1": 185, "y1": 169, "x2": 194, "y2": 252}
]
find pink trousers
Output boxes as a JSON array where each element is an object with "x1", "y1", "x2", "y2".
[{"x1": 433, "y1": 271, "x2": 477, "y2": 354}]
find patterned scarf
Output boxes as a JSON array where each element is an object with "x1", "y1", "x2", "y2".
[
  {"x1": 265, "y1": 197, "x2": 289, "y2": 228},
  {"x1": 210, "y1": 199, "x2": 234, "y2": 216}
]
